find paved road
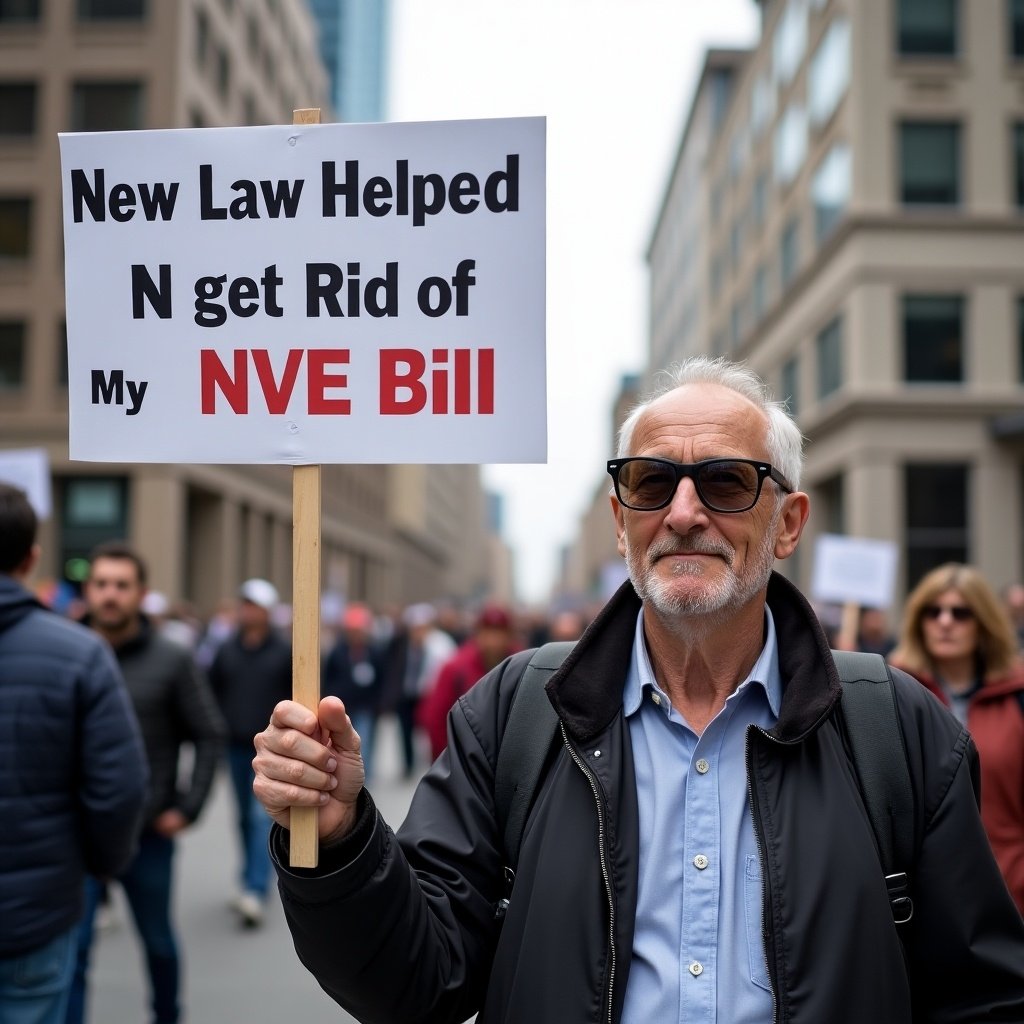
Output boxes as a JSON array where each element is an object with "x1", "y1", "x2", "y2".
[{"x1": 86, "y1": 718, "x2": 422, "y2": 1023}]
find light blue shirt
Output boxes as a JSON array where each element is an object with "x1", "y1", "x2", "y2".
[{"x1": 620, "y1": 607, "x2": 782, "y2": 1024}]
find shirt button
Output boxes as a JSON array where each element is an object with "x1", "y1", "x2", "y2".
[
  {"x1": 689, "y1": 961, "x2": 704, "y2": 977},
  {"x1": 693, "y1": 854, "x2": 709, "y2": 870},
  {"x1": 695, "y1": 758, "x2": 710, "y2": 775}
]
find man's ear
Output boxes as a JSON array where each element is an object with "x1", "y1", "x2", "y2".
[
  {"x1": 610, "y1": 493, "x2": 627, "y2": 558},
  {"x1": 12, "y1": 543, "x2": 41, "y2": 582},
  {"x1": 774, "y1": 492, "x2": 810, "y2": 560}
]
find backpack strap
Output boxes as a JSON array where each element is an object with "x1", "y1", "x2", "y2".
[
  {"x1": 494, "y1": 642, "x2": 572, "y2": 880},
  {"x1": 833, "y1": 649, "x2": 915, "y2": 925}
]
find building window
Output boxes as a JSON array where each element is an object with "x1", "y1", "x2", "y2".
[
  {"x1": 816, "y1": 316, "x2": 842, "y2": 399},
  {"x1": 903, "y1": 295, "x2": 964, "y2": 382},
  {"x1": 774, "y1": 104, "x2": 807, "y2": 186},
  {"x1": 71, "y1": 82, "x2": 143, "y2": 131},
  {"x1": 817, "y1": 473, "x2": 845, "y2": 534},
  {"x1": 710, "y1": 253, "x2": 723, "y2": 302},
  {"x1": 0, "y1": 198, "x2": 31, "y2": 258},
  {"x1": 812, "y1": 143, "x2": 851, "y2": 243},
  {"x1": 750, "y1": 73, "x2": 775, "y2": 141},
  {"x1": 781, "y1": 355, "x2": 799, "y2": 416},
  {"x1": 1015, "y1": 123, "x2": 1024, "y2": 208},
  {"x1": 809, "y1": 17, "x2": 850, "y2": 127},
  {"x1": 730, "y1": 299, "x2": 746, "y2": 349},
  {"x1": 0, "y1": 321, "x2": 25, "y2": 388},
  {"x1": 905, "y1": 463, "x2": 968, "y2": 587},
  {"x1": 753, "y1": 264, "x2": 768, "y2": 322},
  {"x1": 215, "y1": 46, "x2": 231, "y2": 100},
  {"x1": 0, "y1": 0, "x2": 40, "y2": 20},
  {"x1": 780, "y1": 216, "x2": 799, "y2": 289},
  {"x1": 900, "y1": 122, "x2": 960, "y2": 205},
  {"x1": 752, "y1": 171, "x2": 768, "y2": 230},
  {"x1": 1013, "y1": 0, "x2": 1024, "y2": 58},
  {"x1": 774, "y1": 0, "x2": 808, "y2": 86},
  {"x1": 77, "y1": 0, "x2": 146, "y2": 19},
  {"x1": 0, "y1": 82, "x2": 37, "y2": 135},
  {"x1": 897, "y1": 0, "x2": 957, "y2": 56},
  {"x1": 730, "y1": 219, "x2": 743, "y2": 273},
  {"x1": 1018, "y1": 297, "x2": 1024, "y2": 383},
  {"x1": 195, "y1": 8, "x2": 210, "y2": 68}
]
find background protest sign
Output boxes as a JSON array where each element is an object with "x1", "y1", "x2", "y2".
[
  {"x1": 0, "y1": 447, "x2": 51, "y2": 519},
  {"x1": 811, "y1": 533, "x2": 899, "y2": 610},
  {"x1": 59, "y1": 116, "x2": 546, "y2": 465}
]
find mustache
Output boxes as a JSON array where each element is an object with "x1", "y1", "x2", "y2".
[{"x1": 647, "y1": 535, "x2": 735, "y2": 566}]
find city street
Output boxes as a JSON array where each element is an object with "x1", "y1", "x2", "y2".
[{"x1": 86, "y1": 719, "x2": 421, "y2": 1024}]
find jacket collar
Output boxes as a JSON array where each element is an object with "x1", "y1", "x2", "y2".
[{"x1": 546, "y1": 571, "x2": 842, "y2": 745}]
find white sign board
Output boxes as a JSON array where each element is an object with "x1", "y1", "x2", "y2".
[
  {"x1": 59, "y1": 118, "x2": 546, "y2": 464},
  {"x1": 811, "y1": 533, "x2": 899, "y2": 609},
  {"x1": 0, "y1": 448, "x2": 51, "y2": 519}
]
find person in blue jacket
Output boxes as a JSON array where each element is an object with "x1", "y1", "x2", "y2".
[{"x1": 0, "y1": 483, "x2": 147, "y2": 1024}]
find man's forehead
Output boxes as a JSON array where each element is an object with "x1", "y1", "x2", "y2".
[
  {"x1": 89, "y1": 557, "x2": 139, "y2": 581},
  {"x1": 633, "y1": 384, "x2": 767, "y2": 445}
]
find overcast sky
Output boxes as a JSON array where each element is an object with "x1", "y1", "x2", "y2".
[{"x1": 389, "y1": 0, "x2": 759, "y2": 604}]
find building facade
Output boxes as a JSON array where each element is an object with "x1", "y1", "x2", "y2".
[
  {"x1": 643, "y1": 0, "x2": 1024, "y2": 603},
  {"x1": 0, "y1": 0, "x2": 501, "y2": 614}
]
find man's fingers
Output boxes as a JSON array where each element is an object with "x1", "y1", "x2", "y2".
[
  {"x1": 319, "y1": 695, "x2": 361, "y2": 754},
  {"x1": 252, "y1": 751, "x2": 337, "y2": 812}
]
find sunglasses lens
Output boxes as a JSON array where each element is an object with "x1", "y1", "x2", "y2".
[
  {"x1": 696, "y1": 460, "x2": 760, "y2": 511},
  {"x1": 924, "y1": 605, "x2": 974, "y2": 622},
  {"x1": 616, "y1": 460, "x2": 676, "y2": 509}
]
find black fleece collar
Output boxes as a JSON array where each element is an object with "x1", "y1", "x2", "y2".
[{"x1": 546, "y1": 571, "x2": 842, "y2": 746}]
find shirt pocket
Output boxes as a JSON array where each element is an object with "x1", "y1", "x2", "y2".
[{"x1": 744, "y1": 854, "x2": 772, "y2": 992}]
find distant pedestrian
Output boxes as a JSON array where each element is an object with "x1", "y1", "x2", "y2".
[
  {"x1": 0, "y1": 486, "x2": 147, "y2": 1024},
  {"x1": 68, "y1": 543, "x2": 225, "y2": 1024},
  {"x1": 890, "y1": 563, "x2": 1024, "y2": 914},
  {"x1": 418, "y1": 605, "x2": 520, "y2": 760},
  {"x1": 380, "y1": 603, "x2": 457, "y2": 778},
  {"x1": 323, "y1": 604, "x2": 386, "y2": 781},
  {"x1": 208, "y1": 578, "x2": 291, "y2": 928}
]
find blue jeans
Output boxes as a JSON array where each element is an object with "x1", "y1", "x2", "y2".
[
  {"x1": 66, "y1": 830, "x2": 180, "y2": 1024},
  {"x1": 349, "y1": 708, "x2": 377, "y2": 781},
  {"x1": 0, "y1": 925, "x2": 76, "y2": 1024},
  {"x1": 227, "y1": 744, "x2": 273, "y2": 897}
]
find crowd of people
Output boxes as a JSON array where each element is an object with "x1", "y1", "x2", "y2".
[{"x1": 3, "y1": 350, "x2": 1024, "y2": 1022}]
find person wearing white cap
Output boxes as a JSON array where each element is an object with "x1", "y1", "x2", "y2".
[{"x1": 208, "y1": 579, "x2": 291, "y2": 928}]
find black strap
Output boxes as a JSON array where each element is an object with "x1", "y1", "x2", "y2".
[
  {"x1": 833, "y1": 649, "x2": 915, "y2": 925},
  {"x1": 495, "y1": 642, "x2": 571, "y2": 874}
]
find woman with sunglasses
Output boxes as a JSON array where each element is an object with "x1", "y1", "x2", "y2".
[{"x1": 890, "y1": 563, "x2": 1024, "y2": 914}]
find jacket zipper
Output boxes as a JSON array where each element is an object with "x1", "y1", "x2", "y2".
[
  {"x1": 746, "y1": 725, "x2": 779, "y2": 1024},
  {"x1": 562, "y1": 722, "x2": 617, "y2": 1024}
]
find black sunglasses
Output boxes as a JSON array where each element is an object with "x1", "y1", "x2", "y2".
[
  {"x1": 922, "y1": 604, "x2": 975, "y2": 623},
  {"x1": 606, "y1": 456, "x2": 793, "y2": 514}
]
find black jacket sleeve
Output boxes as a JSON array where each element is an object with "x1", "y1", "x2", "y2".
[{"x1": 272, "y1": 651, "x2": 531, "y2": 1024}]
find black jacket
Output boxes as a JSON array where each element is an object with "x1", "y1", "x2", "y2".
[
  {"x1": 273, "y1": 574, "x2": 1024, "y2": 1023},
  {"x1": 0, "y1": 575, "x2": 147, "y2": 956},
  {"x1": 209, "y1": 629, "x2": 291, "y2": 745},
  {"x1": 107, "y1": 616, "x2": 226, "y2": 825}
]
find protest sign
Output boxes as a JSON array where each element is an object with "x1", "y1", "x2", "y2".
[
  {"x1": 0, "y1": 447, "x2": 51, "y2": 518},
  {"x1": 811, "y1": 533, "x2": 899, "y2": 610},
  {"x1": 59, "y1": 116, "x2": 546, "y2": 465}
]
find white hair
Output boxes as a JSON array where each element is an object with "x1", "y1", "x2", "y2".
[{"x1": 616, "y1": 357, "x2": 804, "y2": 489}]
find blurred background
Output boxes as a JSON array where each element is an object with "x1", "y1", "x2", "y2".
[{"x1": 1, "y1": 0, "x2": 1023, "y2": 626}]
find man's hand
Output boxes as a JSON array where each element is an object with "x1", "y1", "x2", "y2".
[
  {"x1": 253, "y1": 696, "x2": 365, "y2": 845},
  {"x1": 152, "y1": 809, "x2": 189, "y2": 837}
]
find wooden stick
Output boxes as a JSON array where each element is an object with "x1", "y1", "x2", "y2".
[{"x1": 290, "y1": 107, "x2": 322, "y2": 869}]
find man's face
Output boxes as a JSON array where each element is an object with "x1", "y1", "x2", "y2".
[
  {"x1": 237, "y1": 599, "x2": 270, "y2": 632},
  {"x1": 84, "y1": 556, "x2": 144, "y2": 632},
  {"x1": 612, "y1": 383, "x2": 798, "y2": 622}
]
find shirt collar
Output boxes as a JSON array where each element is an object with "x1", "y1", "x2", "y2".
[{"x1": 623, "y1": 604, "x2": 783, "y2": 719}]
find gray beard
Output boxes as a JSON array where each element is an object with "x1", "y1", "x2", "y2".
[{"x1": 624, "y1": 507, "x2": 780, "y2": 626}]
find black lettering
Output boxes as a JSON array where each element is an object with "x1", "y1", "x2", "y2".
[
  {"x1": 364, "y1": 176, "x2": 393, "y2": 216},
  {"x1": 261, "y1": 178, "x2": 303, "y2": 218},
  {"x1": 411, "y1": 172, "x2": 445, "y2": 227},
  {"x1": 108, "y1": 184, "x2": 136, "y2": 222},
  {"x1": 306, "y1": 262, "x2": 344, "y2": 317},
  {"x1": 321, "y1": 160, "x2": 359, "y2": 218},
  {"x1": 484, "y1": 154, "x2": 519, "y2": 213},
  {"x1": 71, "y1": 168, "x2": 106, "y2": 223},
  {"x1": 448, "y1": 172, "x2": 480, "y2": 214},
  {"x1": 199, "y1": 164, "x2": 227, "y2": 220},
  {"x1": 91, "y1": 369, "x2": 124, "y2": 406},
  {"x1": 261, "y1": 265, "x2": 284, "y2": 317},
  {"x1": 228, "y1": 276, "x2": 260, "y2": 317},
  {"x1": 137, "y1": 180, "x2": 179, "y2": 221},
  {"x1": 229, "y1": 180, "x2": 260, "y2": 220},
  {"x1": 131, "y1": 264, "x2": 172, "y2": 319},
  {"x1": 365, "y1": 262, "x2": 398, "y2": 317},
  {"x1": 194, "y1": 274, "x2": 228, "y2": 327}
]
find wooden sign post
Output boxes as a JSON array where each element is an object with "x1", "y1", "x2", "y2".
[{"x1": 289, "y1": 107, "x2": 323, "y2": 868}]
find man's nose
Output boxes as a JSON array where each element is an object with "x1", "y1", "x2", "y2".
[{"x1": 663, "y1": 474, "x2": 710, "y2": 531}]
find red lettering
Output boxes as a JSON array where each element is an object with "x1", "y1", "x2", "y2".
[
  {"x1": 200, "y1": 349, "x2": 247, "y2": 414},
  {"x1": 308, "y1": 349, "x2": 351, "y2": 414},
  {"x1": 478, "y1": 348, "x2": 494, "y2": 414},
  {"x1": 380, "y1": 349, "x2": 426, "y2": 414},
  {"x1": 454, "y1": 349, "x2": 471, "y2": 414},
  {"x1": 252, "y1": 349, "x2": 302, "y2": 414}
]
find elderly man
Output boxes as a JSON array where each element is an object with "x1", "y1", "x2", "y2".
[{"x1": 253, "y1": 358, "x2": 1024, "y2": 1023}]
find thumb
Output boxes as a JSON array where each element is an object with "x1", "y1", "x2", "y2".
[{"x1": 318, "y1": 695, "x2": 361, "y2": 754}]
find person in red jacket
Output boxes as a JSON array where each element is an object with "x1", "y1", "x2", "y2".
[
  {"x1": 418, "y1": 605, "x2": 520, "y2": 760},
  {"x1": 890, "y1": 562, "x2": 1024, "y2": 915}
]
